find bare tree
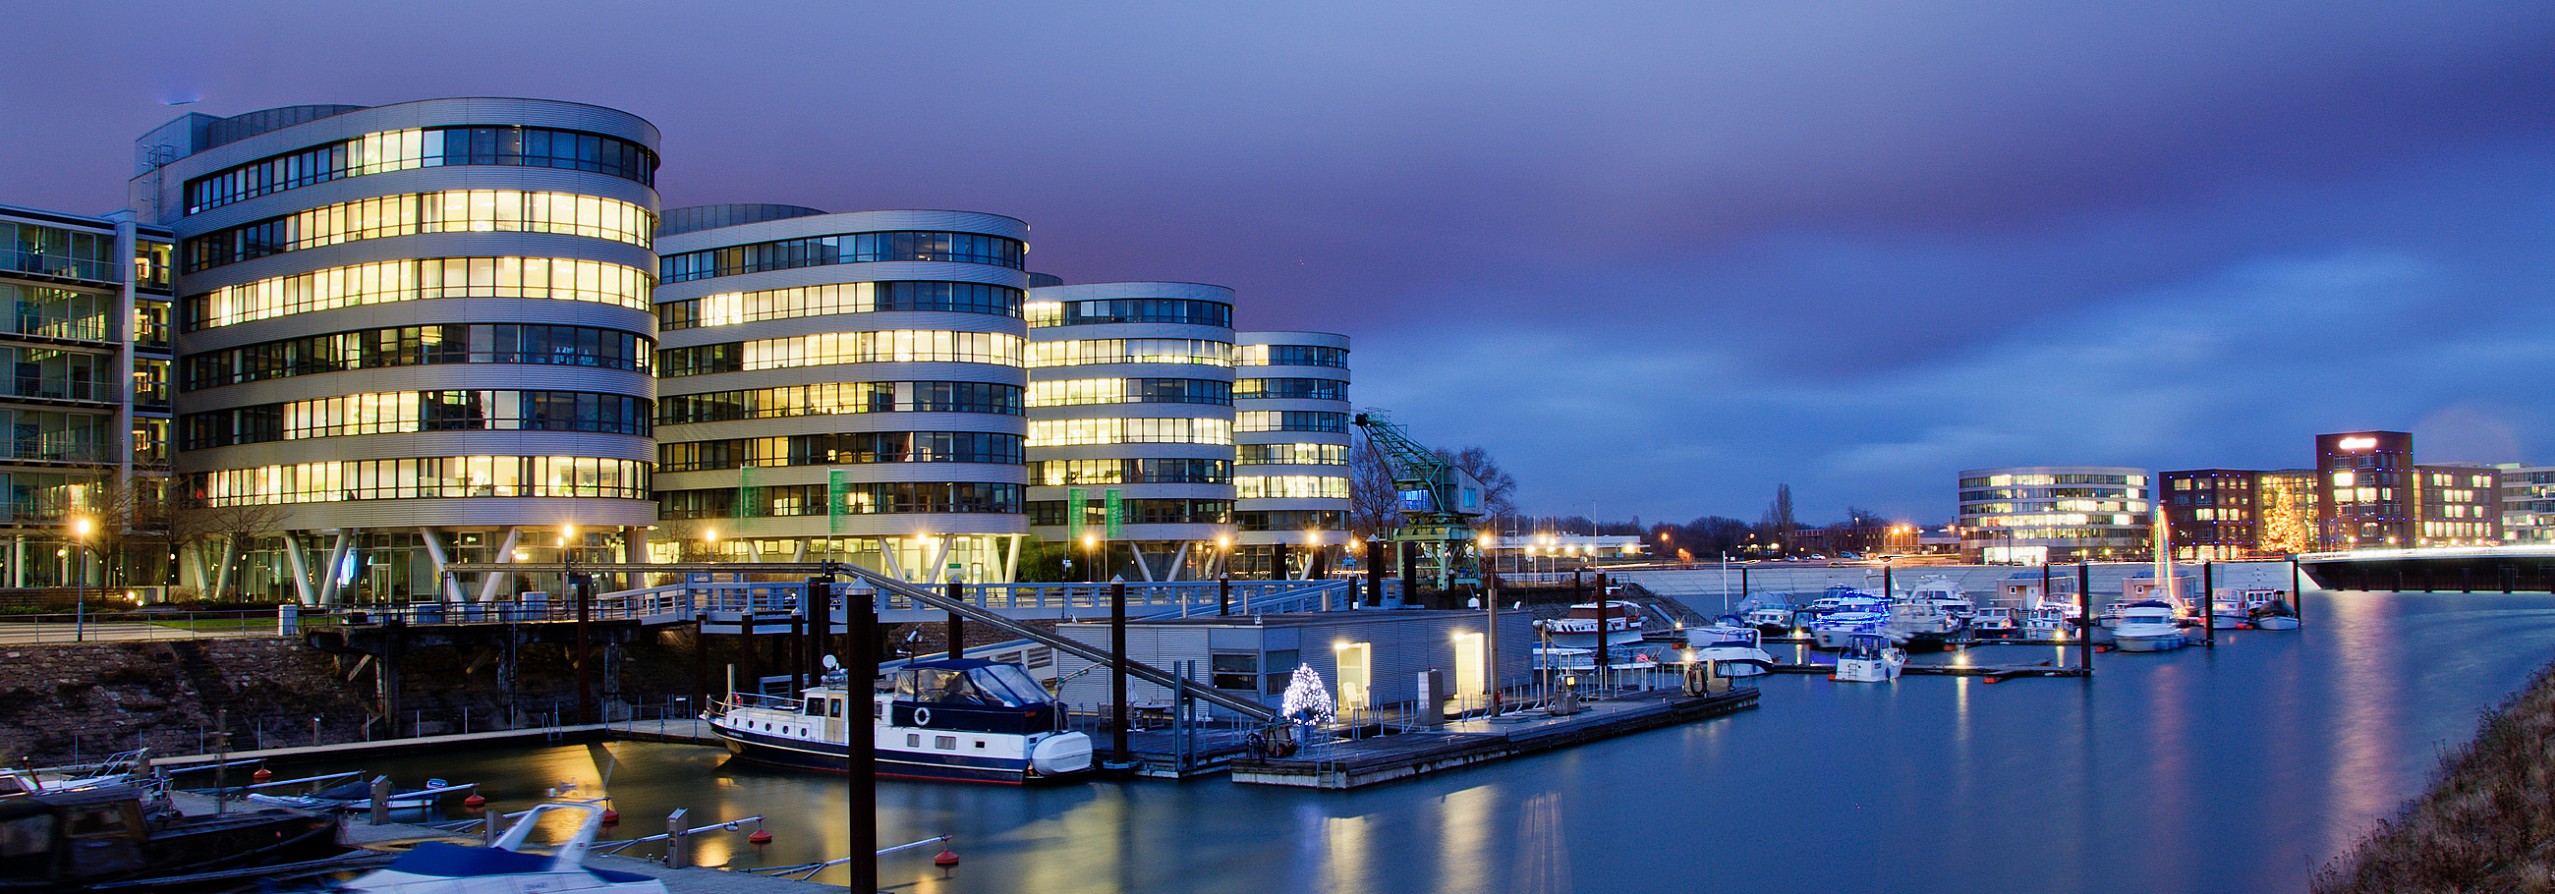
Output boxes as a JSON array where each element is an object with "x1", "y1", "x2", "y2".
[
  {"x1": 168, "y1": 492, "x2": 288, "y2": 602},
  {"x1": 1349, "y1": 430, "x2": 1403, "y2": 541},
  {"x1": 1760, "y1": 483, "x2": 1798, "y2": 551}
]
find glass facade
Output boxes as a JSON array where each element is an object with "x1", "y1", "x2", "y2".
[
  {"x1": 184, "y1": 190, "x2": 654, "y2": 271},
  {"x1": 1030, "y1": 458, "x2": 1230, "y2": 486},
  {"x1": 1027, "y1": 417, "x2": 1232, "y2": 447},
  {"x1": 1234, "y1": 474, "x2": 1351, "y2": 499},
  {"x1": 1025, "y1": 297, "x2": 1231, "y2": 329},
  {"x1": 1025, "y1": 377, "x2": 1230, "y2": 407},
  {"x1": 656, "y1": 431, "x2": 1024, "y2": 472},
  {"x1": 660, "y1": 231, "x2": 1025, "y2": 282},
  {"x1": 657, "y1": 381, "x2": 1020, "y2": 424},
  {"x1": 181, "y1": 390, "x2": 651, "y2": 448},
  {"x1": 0, "y1": 221, "x2": 118, "y2": 282},
  {"x1": 192, "y1": 455, "x2": 652, "y2": 505},
  {"x1": 1234, "y1": 344, "x2": 1347, "y2": 368},
  {"x1": 184, "y1": 323, "x2": 650, "y2": 388},
  {"x1": 1236, "y1": 442, "x2": 1347, "y2": 466},
  {"x1": 184, "y1": 125, "x2": 658, "y2": 214},
  {"x1": 1236, "y1": 410, "x2": 1349, "y2": 433},
  {"x1": 184, "y1": 256, "x2": 652, "y2": 330},
  {"x1": 1027, "y1": 338, "x2": 1231, "y2": 368},
  {"x1": 658, "y1": 482, "x2": 1023, "y2": 519},
  {"x1": 657, "y1": 330, "x2": 1024, "y2": 376},
  {"x1": 1028, "y1": 498, "x2": 1230, "y2": 526},
  {"x1": 1234, "y1": 377, "x2": 1346, "y2": 401},
  {"x1": 658, "y1": 281, "x2": 1021, "y2": 329}
]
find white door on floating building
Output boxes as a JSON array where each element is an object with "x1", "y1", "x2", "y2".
[
  {"x1": 1453, "y1": 632, "x2": 1485, "y2": 714},
  {"x1": 1335, "y1": 642, "x2": 1372, "y2": 713}
]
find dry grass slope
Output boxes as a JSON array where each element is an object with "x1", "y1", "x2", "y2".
[{"x1": 2315, "y1": 662, "x2": 2555, "y2": 893}]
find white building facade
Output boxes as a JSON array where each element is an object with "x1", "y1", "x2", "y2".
[
  {"x1": 1231, "y1": 331, "x2": 1351, "y2": 578},
  {"x1": 1955, "y1": 465, "x2": 2154, "y2": 563}
]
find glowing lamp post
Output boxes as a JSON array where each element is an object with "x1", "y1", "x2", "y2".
[
  {"x1": 70, "y1": 516, "x2": 92, "y2": 643},
  {"x1": 1479, "y1": 532, "x2": 1501, "y2": 714}
]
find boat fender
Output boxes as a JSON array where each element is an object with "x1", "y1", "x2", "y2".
[
  {"x1": 1982, "y1": 676, "x2": 2002, "y2": 685},
  {"x1": 913, "y1": 707, "x2": 932, "y2": 727},
  {"x1": 1246, "y1": 732, "x2": 1266, "y2": 757}
]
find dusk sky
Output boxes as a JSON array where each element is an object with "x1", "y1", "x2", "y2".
[{"x1": 6, "y1": 2, "x2": 2550, "y2": 525}]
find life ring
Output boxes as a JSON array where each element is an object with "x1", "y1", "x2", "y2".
[{"x1": 913, "y1": 707, "x2": 933, "y2": 727}]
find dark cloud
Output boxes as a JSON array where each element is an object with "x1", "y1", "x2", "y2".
[{"x1": 3, "y1": 1, "x2": 2547, "y2": 521}]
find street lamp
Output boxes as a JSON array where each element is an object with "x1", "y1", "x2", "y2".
[
  {"x1": 1082, "y1": 531, "x2": 1099, "y2": 583},
  {"x1": 69, "y1": 516, "x2": 92, "y2": 643},
  {"x1": 1478, "y1": 532, "x2": 1500, "y2": 714}
]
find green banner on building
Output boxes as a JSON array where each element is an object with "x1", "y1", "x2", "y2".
[
  {"x1": 827, "y1": 469, "x2": 846, "y2": 534},
  {"x1": 1066, "y1": 486, "x2": 1085, "y2": 542},
  {"x1": 1105, "y1": 488, "x2": 1124, "y2": 538}
]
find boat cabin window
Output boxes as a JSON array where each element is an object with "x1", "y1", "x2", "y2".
[
  {"x1": 804, "y1": 697, "x2": 824, "y2": 715},
  {"x1": 64, "y1": 806, "x2": 126, "y2": 837},
  {"x1": 829, "y1": 698, "x2": 844, "y2": 718},
  {"x1": 0, "y1": 814, "x2": 51, "y2": 860}
]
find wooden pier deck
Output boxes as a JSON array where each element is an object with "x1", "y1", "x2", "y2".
[
  {"x1": 1769, "y1": 662, "x2": 2088, "y2": 679},
  {"x1": 1228, "y1": 689, "x2": 1760, "y2": 790}
]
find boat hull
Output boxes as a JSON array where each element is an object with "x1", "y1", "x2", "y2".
[
  {"x1": 2253, "y1": 615, "x2": 2301, "y2": 630},
  {"x1": 2112, "y1": 632, "x2": 2187, "y2": 652},
  {"x1": 711, "y1": 720, "x2": 1084, "y2": 785}
]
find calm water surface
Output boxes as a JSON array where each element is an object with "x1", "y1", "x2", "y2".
[{"x1": 305, "y1": 591, "x2": 2555, "y2": 893}]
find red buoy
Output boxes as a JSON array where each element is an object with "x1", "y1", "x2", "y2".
[
  {"x1": 748, "y1": 828, "x2": 773, "y2": 845},
  {"x1": 934, "y1": 848, "x2": 960, "y2": 868},
  {"x1": 251, "y1": 767, "x2": 273, "y2": 781},
  {"x1": 1982, "y1": 676, "x2": 2003, "y2": 685},
  {"x1": 463, "y1": 794, "x2": 487, "y2": 808},
  {"x1": 600, "y1": 808, "x2": 619, "y2": 825}
]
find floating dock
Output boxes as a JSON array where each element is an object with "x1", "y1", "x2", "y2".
[
  {"x1": 1770, "y1": 662, "x2": 2087, "y2": 679},
  {"x1": 1229, "y1": 689, "x2": 1759, "y2": 790}
]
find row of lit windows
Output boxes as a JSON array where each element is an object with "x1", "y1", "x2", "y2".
[
  {"x1": 1025, "y1": 378, "x2": 1231, "y2": 407},
  {"x1": 181, "y1": 390, "x2": 651, "y2": 449},
  {"x1": 1234, "y1": 475, "x2": 1350, "y2": 500},
  {"x1": 1234, "y1": 344, "x2": 1347, "y2": 369},
  {"x1": 183, "y1": 323, "x2": 651, "y2": 390},
  {"x1": 656, "y1": 381, "x2": 1022, "y2": 425},
  {"x1": 192, "y1": 455, "x2": 651, "y2": 506},
  {"x1": 1028, "y1": 499, "x2": 1231, "y2": 526},
  {"x1": 657, "y1": 482, "x2": 1023, "y2": 519},
  {"x1": 1964, "y1": 513, "x2": 2140, "y2": 527},
  {"x1": 1235, "y1": 378, "x2": 1347, "y2": 401},
  {"x1": 658, "y1": 331, "x2": 1024, "y2": 377},
  {"x1": 660, "y1": 231, "x2": 1025, "y2": 282},
  {"x1": 1026, "y1": 418, "x2": 1232, "y2": 447},
  {"x1": 1028, "y1": 339, "x2": 1231, "y2": 369},
  {"x1": 1024, "y1": 298, "x2": 1232, "y2": 329},
  {"x1": 1236, "y1": 443, "x2": 1348, "y2": 466},
  {"x1": 185, "y1": 257, "x2": 652, "y2": 330},
  {"x1": 2186, "y1": 508, "x2": 2251, "y2": 522},
  {"x1": 657, "y1": 281, "x2": 1025, "y2": 330},
  {"x1": 1236, "y1": 411, "x2": 1348, "y2": 434},
  {"x1": 184, "y1": 125, "x2": 657, "y2": 214},
  {"x1": 2332, "y1": 486, "x2": 2396, "y2": 505},
  {"x1": 1031, "y1": 458, "x2": 1230, "y2": 486},
  {"x1": 1959, "y1": 473, "x2": 2147, "y2": 488},
  {"x1": 1235, "y1": 510, "x2": 1347, "y2": 532},
  {"x1": 657, "y1": 432, "x2": 1024, "y2": 472},
  {"x1": 183, "y1": 190, "x2": 654, "y2": 272}
]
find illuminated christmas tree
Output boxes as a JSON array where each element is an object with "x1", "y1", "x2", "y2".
[{"x1": 1279, "y1": 663, "x2": 1335, "y2": 728}]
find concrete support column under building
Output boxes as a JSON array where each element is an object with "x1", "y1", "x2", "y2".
[
  {"x1": 478, "y1": 527, "x2": 522, "y2": 603},
  {"x1": 280, "y1": 532, "x2": 316, "y2": 606}
]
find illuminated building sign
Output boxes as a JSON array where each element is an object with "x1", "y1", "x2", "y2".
[{"x1": 2338, "y1": 436, "x2": 2378, "y2": 451}]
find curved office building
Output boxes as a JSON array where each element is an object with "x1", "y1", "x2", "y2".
[
  {"x1": 1954, "y1": 465, "x2": 2153, "y2": 563},
  {"x1": 138, "y1": 99, "x2": 662, "y2": 603},
  {"x1": 1026, "y1": 282, "x2": 1236, "y2": 581},
  {"x1": 1232, "y1": 331, "x2": 1351, "y2": 578},
  {"x1": 650, "y1": 207, "x2": 1030, "y2": 582}
]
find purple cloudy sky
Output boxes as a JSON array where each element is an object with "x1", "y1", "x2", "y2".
[{"x1": 6, "y1": 2, "x2": 2551, "y2": 524}]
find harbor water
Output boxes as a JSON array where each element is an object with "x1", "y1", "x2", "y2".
[{"x1": 293, "y1": 590, "x2": 2555, "y2": 892}]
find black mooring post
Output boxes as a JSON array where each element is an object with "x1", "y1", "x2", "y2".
[
  {"x1": 807, "y1": 576, "x2": 831, "y2": 681},
  {"x1": 945, "y1": 578, "x2": 965, "y2": 660},
  {"x1": 2078, "y1": 562, "x2": 2093, "y2": 674},
  {"x1": 1594, "y1": 573, "x2": 1610, "y2": 692},
  {"x1": 1740, "y1": 565, "x2": 1749, "y2": 598},
  {"x1": 2203, "y1": 561, "x2": 2216, "y2": 645},
  {"x1": 846, "y1": 575, "x2": 876, "y2": 894},
  {"x1": 1111, "y1": 577, "x2": 1130, "y2": 766},
  {"x1": 1883, "y1": 563, "x2": 1894, "y2": 597},
  {"x1": 2040, "y1": 562, "x2": 2053, "y2": 617},
  {"x1": 573, "y1": 574, "x2": 593, "y2": 725},
  {"x1": 1364, "y1": 537, "x2": 1383, "y2": 606},
  {"x1": 1399, "y1": 543, "x2": 1420, "y2": 608},
  {"x1": 1218, "y1": 574, "x2": 1231, "y2": 616},
  {"x1": 2290, "y1": 556, "x2": 2304, "y2": 625}
]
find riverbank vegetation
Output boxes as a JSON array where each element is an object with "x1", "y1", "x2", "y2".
[{"x1": 2315, "y1": 661, "x2": 2555, "y2": 892}]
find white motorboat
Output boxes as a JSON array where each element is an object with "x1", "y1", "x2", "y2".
[
  {"x1": 1809, "y1": 608, "x2": 1888, "y2": 651},
  {"x1": 1905, "y1": 575, "x2": 1977, "y2": 623},
  {"x1": 1883, "y1": 598, "x2": 1963, "y2": 650},
  {"x1": 708, "y1": 657, "x2": 1093, "y2": 784},
  {"x1": 1684, "y1": 624, "x2": 1776, "y2": 678},
  {"x1": 2254, "y1": 612, "x2": 2302, "y2": 631},
  {"x1": 2021, "y1": 604, "x2": 2076, "y2": 640},
  {"x1": 2110, "y1": 601, "x2": 2188, "y2": 652},
  {"x1": 1541, "y1": 601, "x2": 1646, "y2": 649},
  {"x1": 339, "y1": 800, "x2": 666, "y2": 893},
  {"x1": 244, "y1": 776, "x2": 476, "y2": 812},
  {"x1": 1969, "y1": 606, "x2": 2017, "y2": 637},
  {"x1": 1743, "y1": 605, "x2": 1797, "y2": 636},
  {"x1": 1834, "y1": 633, "x2": 1905, "y2": 683}
]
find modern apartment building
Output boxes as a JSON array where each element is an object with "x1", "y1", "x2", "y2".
[
  {"x1": 1024, "y1": 282, "x2": 1237, "y2": 581},
  {"x1": 648, "y1": 205, "x2": 1031, "y2": 582},
  {"x1": 136, "y1": 99, "x2": 663, "y2": 603},
  {"x1": 1231, "y1": 331, "x2": 1351, "y2": 578},
  {"x1": 1954, "y1": 466, "x2": 2153, "y2": 563},
  {"x1": 0, "y1": 205, "x2": 173, "y2": 593},
  {"x1": 2504, "y1": 465, "x2": 2555, "y2": 545},
  {"x1": 2415, "y1": 463, "x2": 2502, "y2": 546},
  {"x1": 2315, "y1": 431, "x2": 2415, "y2": 550},
  {"x1": 2161, "y1": 469, "x2": 2257, "y2": 561}
]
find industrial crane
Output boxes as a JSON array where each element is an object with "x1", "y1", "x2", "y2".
[{"x1": 1353, "y1": 411, "x2": 1487, "y2": 593}]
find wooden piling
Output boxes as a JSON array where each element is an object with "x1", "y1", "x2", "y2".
[
  {"x1": 2077, "y1": 562, "x2": 2093, "y2": 675},
  {"x1": 1112, "y1": 577, "x2": 1130, "y2": 766}
]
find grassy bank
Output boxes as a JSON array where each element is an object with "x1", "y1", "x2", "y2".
[{"x1": 2315, "y1": 661, "x2": 2555, "y2": 893}]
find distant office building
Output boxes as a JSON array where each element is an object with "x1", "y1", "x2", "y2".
[
  {"x1": 138, "y1": 99, "x2": 664, "y2": 604},
  {"x1": 1954, "y1": 466, "x2": 2152, "y2": 563},
  {"x1": 2415, "y1": 463, "x2": 2501, "y2": 546},
  {"x1": 2504, "y1": 465, "x2": 2555, "y2": 545},
  {"x1": 1231, "y1": 331, "x2": 1351, "y2": 578},
  {"x1": 2162, "y1": 469, "x2": 2258, "y2": 561},
  {"x1": 1025, "y1": 281, "x2": 1238, "y2": 581},
  {"x1": 2255, "y1": 469, "x2": 2319, "y2": 555},
  {"x1": 0, "y1": 205, "x2": 173, "y2": 592},
  {"x1": 2315, "y1": 431, "x2": 2415, "y2": 550},
  {"x1": 648, "y1": 205, "x2": 1032, "y2": 582}
]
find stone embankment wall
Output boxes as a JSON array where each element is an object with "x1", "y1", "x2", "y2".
[{"x1": 2314, "y1": 660, "x2": 2555, "y2": 891}]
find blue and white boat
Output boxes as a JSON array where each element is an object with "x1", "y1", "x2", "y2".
[
  {"x1": 2110, "y1": 601, "x2": 2189, "y2": 652},
  {"x1": 707, "y1": 657, "x2": 1093, "y2": 785},
  {"x1": 1834, "y1": 633, "x2": 1905, "y2": 683},
  {"x1": 1684, "y1": 623, "x2": 1776, "y2": 678},
  {"x1": 340, "y1": 801, "x2": 665, "y2": 893}
]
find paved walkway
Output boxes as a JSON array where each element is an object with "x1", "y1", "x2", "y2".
[{"x1": 0, "y1": 620, "x2": 279, "y2": 645}]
